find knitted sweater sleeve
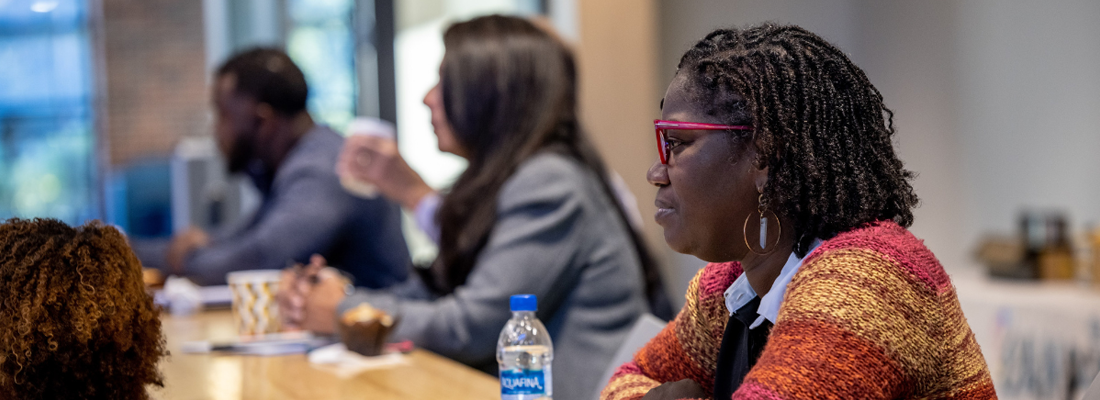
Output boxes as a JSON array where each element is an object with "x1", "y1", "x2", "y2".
[{"x1": 601, "y1": 262, "x2": 740, "y2": 400}]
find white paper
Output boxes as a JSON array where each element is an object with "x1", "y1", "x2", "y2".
[{"x1": 308, "y1": 343, "x2": 407, "y2": 378}]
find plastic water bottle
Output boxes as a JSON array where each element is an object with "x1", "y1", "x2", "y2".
[{"x1": 497, "y1": 294, "x2": 553, "y2": 400}]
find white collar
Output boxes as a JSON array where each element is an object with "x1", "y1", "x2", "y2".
[{"x1": 723, "y1": 238, "x2": 823, "y2": 329}]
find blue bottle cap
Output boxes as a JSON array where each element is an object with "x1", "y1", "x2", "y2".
[{"x1": 510, "y1": 294, "x2": 537, "y2": 312}]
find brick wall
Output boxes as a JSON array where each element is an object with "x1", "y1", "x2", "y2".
[{"x1": 101, "y1": 0, "x2": 208, "y2": 166}]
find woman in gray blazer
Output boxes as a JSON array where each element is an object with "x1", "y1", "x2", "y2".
[{"x1": 279, "y1": 15, "x2": 670, "y2": 400}]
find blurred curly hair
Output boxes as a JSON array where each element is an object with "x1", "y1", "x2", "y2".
[
  {"x1": 0, "y1": 218, "x2": 167, "y2": 399},
  {"x1": 676, "y1": 23, "x2": 920, "y2": 256}
]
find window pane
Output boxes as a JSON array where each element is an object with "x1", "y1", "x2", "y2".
[
  {"x1": 287, "y1": 0, "x2": 356, "y2": 131},
  {"x1": 0, "y1": 0, "x2": 98, "y2": 225},
  {"x1": 0, "y1": 116, "x2": 96, "y2": 223},
  {"x1": 0, "y1": 0, "x2": 85, "y2": 32},
  {"x1": 0, "y1": 33, "x2": 92, "y2": 105},
  {"x1": 288, "y1": 0, "x2": 352, "y2": 23}
]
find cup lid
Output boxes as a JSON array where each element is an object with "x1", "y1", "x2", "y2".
[
  {"x1": 346, "y1": 117, "x2": 395, "y2": 139},
  {"x1": 226, "y1": 269, "x2": 283, "y2": 284}
]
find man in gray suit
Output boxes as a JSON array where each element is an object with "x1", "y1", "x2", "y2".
[{"x1": 155, "y1": 48, "x2": 410, "y2": 288}]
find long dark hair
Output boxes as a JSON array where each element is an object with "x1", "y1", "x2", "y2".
[
  {"x1": 424, "y1": 15, "x2": 669, "y2": 317},
  {"x1": 677, "y1": 24, "x2": 919, "y2": 256}
]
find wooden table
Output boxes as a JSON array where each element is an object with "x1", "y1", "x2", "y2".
[{"x1": 156, "y1": 310, "x2": 499, "y2": 400}]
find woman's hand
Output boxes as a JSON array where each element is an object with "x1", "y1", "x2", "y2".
[
  {"x1": 336, "y1": 134, "x2": 435, "y2": 210},
  {"x1": 276, "y1": 254, "x2": 349, "y2": 334},
  {"x1": 276, "y1": 254, "x2": 325, "y2": 331},
  {"x1": 300, "y1": 266, "x2": 350, "y2": 334},
  {"x1": 641, "y1": 379, "x2": 709, "y2": 400}
]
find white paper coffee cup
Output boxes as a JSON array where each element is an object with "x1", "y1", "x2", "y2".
[
  {"x1": 340, "y1": 117, "x2": 396, "y2": 199},
  {"x1": 227, "y1": 270, "x2": 283, "y2": 336}
]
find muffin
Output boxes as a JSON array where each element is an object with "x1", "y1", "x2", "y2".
[{"x1": 338, "y1": 303, "x2": 397, "y2": 356}]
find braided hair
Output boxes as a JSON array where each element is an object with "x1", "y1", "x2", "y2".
[
  {"x1": 676, "y1": 23, "x2": 919, "y2": 256},
  {"x1": 0, "y1": 218, "x2": 167, "y2": 399}
]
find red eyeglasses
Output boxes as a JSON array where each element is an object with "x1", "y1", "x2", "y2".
[{"x1": 654, "y1": 119, "x2": 753, "y2": 164}]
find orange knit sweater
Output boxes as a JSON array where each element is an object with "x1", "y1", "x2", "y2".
[{"x1": 600, "y1": 221, "x2": 996, "y2": 399}]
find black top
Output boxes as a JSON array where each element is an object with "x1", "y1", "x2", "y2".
[{"x1": 713, "y1": 297, "x2": 773, "y2": 399}]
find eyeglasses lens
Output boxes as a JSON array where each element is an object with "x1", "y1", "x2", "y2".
[{"x1": 657, "y1": 129, "x2": 668, "y2": 164}]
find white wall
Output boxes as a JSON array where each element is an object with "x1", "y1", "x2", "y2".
[
  {"x1": 658, "y1": 0, "x2": 860, "y2": 83},
  {"x1": 954, "y1": 0, "x2": 1100, "y2": 247},
  {"x1": 848, "y1": 1, "x2": 968, "y2": 279}
]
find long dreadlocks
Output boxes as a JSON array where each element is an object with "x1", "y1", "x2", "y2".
[{"x1": 677, "y1": 23, "x2": 919, "y2": 256}]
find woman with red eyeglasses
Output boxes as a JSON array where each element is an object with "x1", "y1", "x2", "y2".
[{"x1": 600, "y1": 24, "x2": 996, "y2": 400}]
